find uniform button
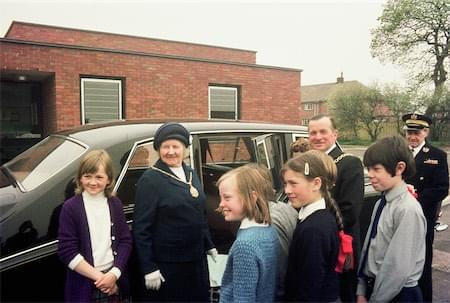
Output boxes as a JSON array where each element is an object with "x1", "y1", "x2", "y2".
[
  {"x1": 111, "y1": 236, "x2": 116, "y2": 241},
  {"x1": 113, "y1": 251, "x2": 117, "y2": 256},
  {"x1": 420, "y1": 177, "x2": 424, "y2": 180},
  {"x1": 111, "y1": 222, "x2": 114, "y2": 226}
]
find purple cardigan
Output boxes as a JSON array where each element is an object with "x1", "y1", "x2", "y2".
[{"x1": 58, "y1": 194, "x2": 132, "y2": 302}]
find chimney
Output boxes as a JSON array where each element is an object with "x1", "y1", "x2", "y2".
[{"x1": 336, "y1": 72, "x2": 344, "y2": 84}]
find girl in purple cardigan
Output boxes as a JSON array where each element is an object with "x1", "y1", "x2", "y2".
[{"x1": 58, "y1": 149, "x2": 132, "y2": 302}]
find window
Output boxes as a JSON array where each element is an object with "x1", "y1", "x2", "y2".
[
  {"x1": 4, "y1": 136, "x2": 86, "y2": 192},
  {"x1": 209, "y1": 86, "x2": 238, "y2": 120},
  {"x1": 81, "y1": 78, "x2": 122, "y2": 124},
  {"x1": 303, "y1": 103, "x2": 313, "y2": 111},
  {"x1": 301, "y1": 118, "x2": 309, "y2": 126}
]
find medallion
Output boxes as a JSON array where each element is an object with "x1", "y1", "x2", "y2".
[{"x1": 190, "y1": 185, "x2": 199, "y2": 198}]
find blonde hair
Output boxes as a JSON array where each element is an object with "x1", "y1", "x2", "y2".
[
  {"x1": 281, "y1": 150, "x2": 343, "y2": 230},
  {"x1": 75, "y1": 149, "x2": 115, "y2": 197},
  {"x1": 217, "y1": 165, "x2": 271, "y2": 224},
  {"x1": 244, "y1": 163, "x2": 275, "y2": 201}
]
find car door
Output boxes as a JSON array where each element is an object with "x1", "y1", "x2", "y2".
[{"x1": 252, "y1": 134, "x2": 285, "y2": 192}]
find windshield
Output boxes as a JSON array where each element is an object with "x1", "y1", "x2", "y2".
[{"x1": 4, "y1": 136, "x2": 87, "y2": 191}]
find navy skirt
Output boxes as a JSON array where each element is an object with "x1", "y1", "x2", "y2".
[{"x1": 141, "y1": 258, "x2": 210, "y2": 302}]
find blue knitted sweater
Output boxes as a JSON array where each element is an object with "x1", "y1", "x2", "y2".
[{"x1": 220, "y1": 225, "x2": 279, "y2": 303}]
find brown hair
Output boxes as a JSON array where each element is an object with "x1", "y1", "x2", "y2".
[
  {"x1": 310, "y1": 114, "x2": 337, "y2": 130},
  {"x1": 75, "y1": 149, "x2": 115, "y2": 197},
  {"x1": 290, "y1": 137, "x2": 311, "y2": 154},
  {"x1": 281, "y1": 150, "x2": 344, "y2": 230},
  {"x1": 216, "y1": 165, "x2": 272, "y2": 224},
  {"x1": 363, "y1": 135, "x2": 416, "y2": 179}
]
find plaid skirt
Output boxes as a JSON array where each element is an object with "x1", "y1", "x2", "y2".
[
  {"x1": 91, "y1": 287, "x2": 129, "y2": 303},
  {"x1": 91, "y1": 267, "x2": 130, "y2": 303}
]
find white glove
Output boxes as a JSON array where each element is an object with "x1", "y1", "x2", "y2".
[
  {"x1": 144, "y1": 270, "x2": 165, "y2": 290},
  {"x1": 207, "y1": 248, "x2": 218, "y2": 263}
]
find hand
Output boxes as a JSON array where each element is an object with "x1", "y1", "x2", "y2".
[
  {"x1": 109, "y1": 284, "x2": 119, "y2": 296},
  {"x1": 207, "y1": 248, "x2": 218, "y2": 263},
  {"x1": 145, "y1": 270, "x2": 165, "y2": 290},
  {"x1": 95, "y1": 272, "x2": 117, "y2": 293},
  {"x1": 356, "y1": 295, "x2": 368, "y2": 303}
]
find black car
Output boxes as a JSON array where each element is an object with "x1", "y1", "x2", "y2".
[{"x1": 0, "y1": 120, "x2": 378, "y2": 301}]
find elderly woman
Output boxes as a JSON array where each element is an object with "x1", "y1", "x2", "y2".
[{"x1": 132, "y1": 122, "x2": 217, "y2": 302}]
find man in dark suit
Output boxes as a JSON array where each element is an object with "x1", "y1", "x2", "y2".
[
  {"x1": 403, "y1": 113, "x2": 449, "y2": 302},
  {"x1": 308, "y1": 114, "x2": 365, "y2": 302}
]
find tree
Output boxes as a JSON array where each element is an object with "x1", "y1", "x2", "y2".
[
  {"x1": 381, "y1": 84, "x2": 420, "y2": 133},
  {"x1": 371, "y1": 0, "x2": 450, "y2": 93},
  {"x1": 424, "y1": 86, "x2": 450, "y2": 141},
  {"x1": 329, "y1": 85, "x2": 386, "y2": 141}
]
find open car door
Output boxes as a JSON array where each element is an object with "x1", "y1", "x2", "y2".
[{"x1": 252, "y1": 134, "x2": 284, "y2": 192}]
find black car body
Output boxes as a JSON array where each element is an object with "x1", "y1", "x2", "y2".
[{"x1": 0, "y1": 120, "x2": 378, "y2": 301}]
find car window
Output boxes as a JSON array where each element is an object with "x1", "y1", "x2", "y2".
[
  {"x1": 204, "y1": 137, "x2": 252, "y2": 165},
  {"x1": 4, "y1": 136, "x2": 86, "y2": 191}
]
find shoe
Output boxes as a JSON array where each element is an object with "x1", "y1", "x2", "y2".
[{"x1": 435, "y1": 223, "x2": 448, "y2": 232}]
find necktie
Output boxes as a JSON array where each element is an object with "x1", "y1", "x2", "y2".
[
  {"x1": 358, "y1": 193, "x2": 387, "y2": 277},
  {"x1": 410, "y1": 147, "x2": 414, "y2": 154}
]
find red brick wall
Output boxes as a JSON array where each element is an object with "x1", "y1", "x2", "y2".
[
  {"x1": 6, "y1": 22, "x2": 256, "y2": 64},
  {"x1": 1, "y1": 41, "x2": 301, "y2": 133},
  {"x1": 41, "y1": 76, "x2": 56, "y2": 135}
]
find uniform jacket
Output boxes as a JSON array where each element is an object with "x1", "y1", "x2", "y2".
[
  {"x1": 329, "y1": 146, "x2": 365, "y2": 251},
  {"x1": 132, "y1": 159, "x2": 214, "y2": 275},
  {"x1": 406, "y1": 142, "x2": 449, "y2": 221},
  {"x1": 58, "y1": 195, "x2": 132, "y2": 303}
]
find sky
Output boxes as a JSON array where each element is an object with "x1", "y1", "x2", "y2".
[{"x1": 0, "y1": 0, "x2": 407, "y2": 86}]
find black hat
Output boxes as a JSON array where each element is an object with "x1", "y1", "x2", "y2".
[
  {"x1": 402, "y1": 113, "x2": 432, "y2": 131},
  {"x1": 153, "y1": 122, "x2": 190, "y2": 150}
]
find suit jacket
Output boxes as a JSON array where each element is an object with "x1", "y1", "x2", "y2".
[
  {"x1": 58, "y1": 195, "x2": 132, "y2": 303},
  {"x1": 406, "y1": 142, "x2": 449, "y2": 222},
  {"x1": 132, "y1": 159, "x2": 214, "y2": 275},
  {"x1": 328, "y1": 146, "x2": 365, "y2": 254}
]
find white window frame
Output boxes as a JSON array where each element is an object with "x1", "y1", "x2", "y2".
[
  {"x1": 208, "y1": 86, "x2": 238, "y2": 120},
  {"x1": 303, "y1": 103, "x2": 313, "y2": 111},
  {"x1": 81, "y1": 78, "x2": 123, "y2": 125}
]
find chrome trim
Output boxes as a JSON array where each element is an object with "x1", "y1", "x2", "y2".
[
  {"x1": 0, "y1": 240, "x2": 58, "y2": 271},
  {"x1": 114, "y1": 138, "x2": 154, "y2": 192}
]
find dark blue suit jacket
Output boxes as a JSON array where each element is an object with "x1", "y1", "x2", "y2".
[
  {"x1": 406, "y1": 142, "x2": 449, "y2": 222},
  {"x1": 132, "y1": 159, "x2": 214, "y2": 275},
  {"x1": 329, "y1": 146, "x2": 364, "y2": 254}
]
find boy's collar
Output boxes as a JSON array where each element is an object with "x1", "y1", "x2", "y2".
[{"x1": 384, "y1": 182, "x2": 408, "y2": 203}]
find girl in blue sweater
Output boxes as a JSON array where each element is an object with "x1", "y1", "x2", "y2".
[
  {"x1": 282, "y1": 150, "x2": 343, "y2": 302},
  {"x1": 217, "y1": 164, "x2": 279, "y2": 303}
]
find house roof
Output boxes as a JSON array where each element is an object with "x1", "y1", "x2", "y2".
[{"x1": 301, "y1": 80, "x2": 363, "y2": 103}]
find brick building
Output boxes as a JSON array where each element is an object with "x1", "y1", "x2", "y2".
[
  {"x1": 300, "y1": 73, "x2": 364, "y2": 126},
  {"x1": 0, "y1": 21, "x2": 302, "y2": 162}
]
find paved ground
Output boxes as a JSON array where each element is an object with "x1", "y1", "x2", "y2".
[{"x1": 433, "y1": 203, "x2": 450, "y2": 302}]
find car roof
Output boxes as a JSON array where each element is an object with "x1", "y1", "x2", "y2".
[{"x1": 56, "y1": 119, "x2": 308, "y2": 147}]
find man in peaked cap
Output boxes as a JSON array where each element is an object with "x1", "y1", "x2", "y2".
[{"x1": 403, "y1": 113, "x2": 449, "y2": 302}]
